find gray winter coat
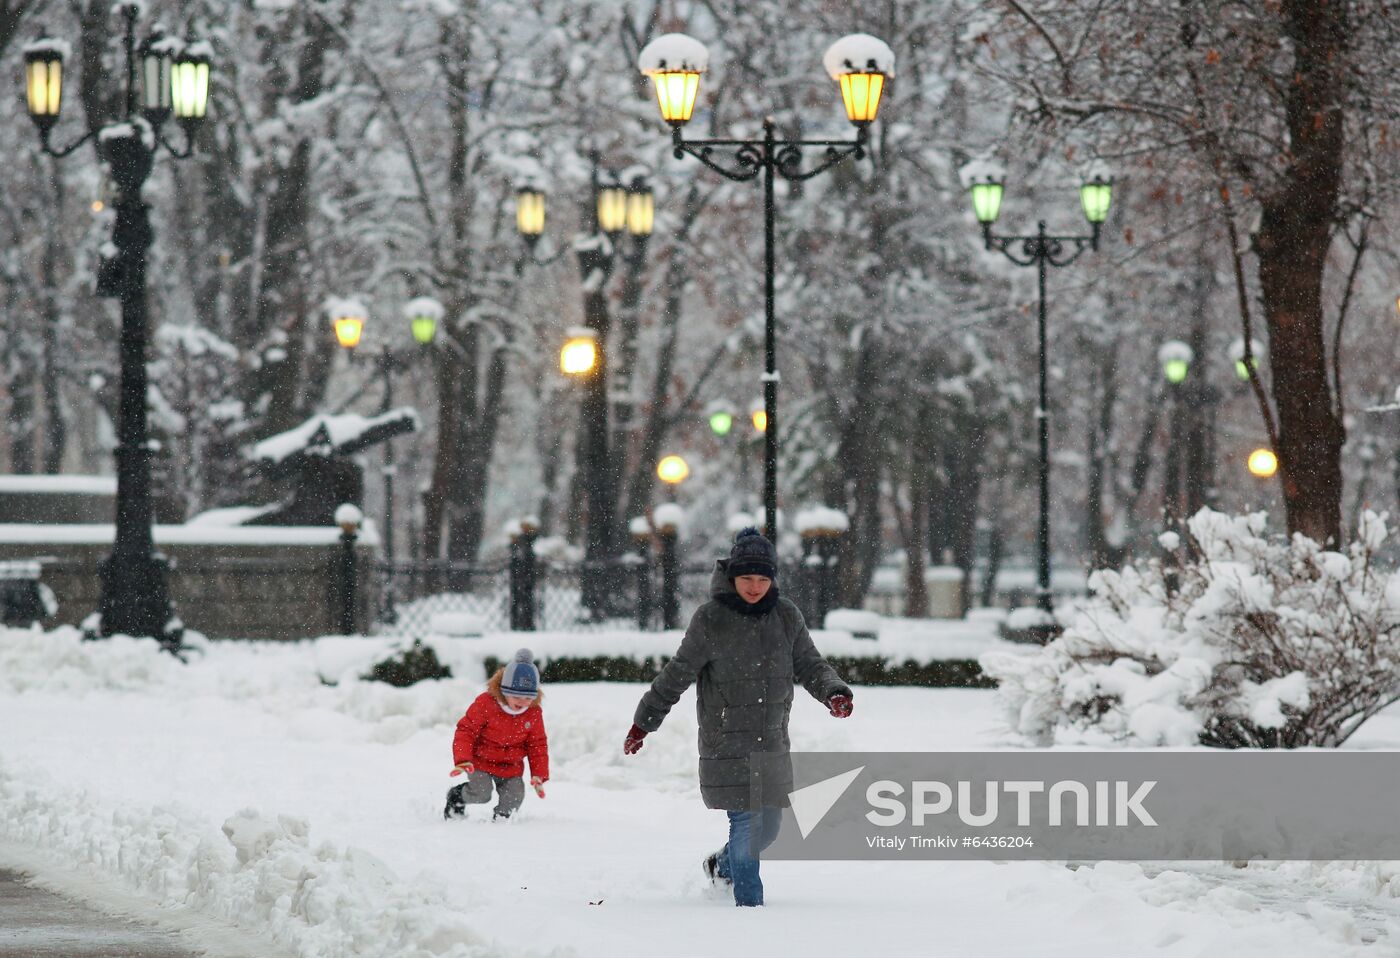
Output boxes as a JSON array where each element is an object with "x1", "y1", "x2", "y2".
[{"x1": 633, "y1": 561, "x2": 852, "y2": 811}]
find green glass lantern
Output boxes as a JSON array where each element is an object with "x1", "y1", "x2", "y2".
[
  {"x1": 402, "y1": 296, "x2": 444, "y2": 346},
  {"x1": 1158, "y1": 340, "x2": 1192, "y2": 386},
  {"x1": 1080, "y1": 175, "x2": 1113, "y2": 225},
  {"x1": 969, "y1": 178, "x2": 1004, "y2": 225}
]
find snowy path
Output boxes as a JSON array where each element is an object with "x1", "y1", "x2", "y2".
[{"x1": 1, "y1": 630, "x2": 1398, "y2": 957}]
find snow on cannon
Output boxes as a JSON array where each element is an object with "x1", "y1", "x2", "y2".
[{"x1": 245, "y1": 409, "x2": 420, "y2": 528}]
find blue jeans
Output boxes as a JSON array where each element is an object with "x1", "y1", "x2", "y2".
[{"x1": 716, "y1": 807, "x2": 783, "y2": 906}]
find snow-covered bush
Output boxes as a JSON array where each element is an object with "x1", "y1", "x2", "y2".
[{"x1": 982, "y1": 509, "x2": 1400, "y2": 748}]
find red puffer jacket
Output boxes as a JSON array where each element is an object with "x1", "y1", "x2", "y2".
[{"x1": 452, "y1": 687, "x2": 549, "y2": 781}]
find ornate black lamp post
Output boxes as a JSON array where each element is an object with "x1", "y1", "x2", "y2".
[
  {"x1": 333, "y1": 296, "x2": 441, "y2": 619},
  {"x1": 516, "y1": 163, "x2": 654, "y2": 618},
  {"x1": 968, "y1": 167, "x2": 1112, "y2": 639},
  {"x1": 23, "y1": 4, "x2": 210, "y2": 647},
  {"x1": 637, "y1": 32, "x2": 893, "y2": 540}
]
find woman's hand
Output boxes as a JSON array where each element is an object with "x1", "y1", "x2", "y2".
[{"x1": 827, "y1": 694, "x2": 853, "y2": 718}]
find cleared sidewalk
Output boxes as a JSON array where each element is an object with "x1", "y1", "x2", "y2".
[{"x1": 0, "y1": 869, "x2": 199, "y2": 958}]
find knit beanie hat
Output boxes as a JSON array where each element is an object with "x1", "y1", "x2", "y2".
[
  {"x1": 727, "y1": 527, "x2": 777, "y2": 580},
  {"x1": 500, "y1": 648, "x2": 540, "y2": 699}
]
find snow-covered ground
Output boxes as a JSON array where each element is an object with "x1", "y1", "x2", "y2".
[{"x1": 2, "y1": 627, "x2": 1400, "y2": 957}]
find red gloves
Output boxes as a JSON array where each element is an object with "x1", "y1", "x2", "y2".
[
  {"x1": 449, "y1": 761, "x2": 475, "y2": 777},
  {"x1": 828, "y1": 694, "x2": 853, "y2": 718},
  {"x1": 623, "y1": 724, "x2": 648, "y2": 754},
  {"x1": 530, "y1": 776, "x2": 546, "y2": 798}
]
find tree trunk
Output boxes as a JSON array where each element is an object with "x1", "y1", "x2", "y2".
[
  {"x1": 1084, "y1": 335, "x2": 1120, "y2": 569},
  {"x1": 1184, "y1": 260, "x2": 1214, "y2": 515},
  {"x1": 904, "y1": 448, "x2": 929, "y2": 618},
  {"x1": 1254, "y1": 0, "x2": 1347, "y2": 545}
]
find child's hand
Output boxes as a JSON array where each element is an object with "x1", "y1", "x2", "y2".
[
  {"x1": 450, "y1": 762, "x2": 475, "y2": 777},
  {"x1": 530, "y1": 776, "x2": 546, "y2": 798},
  {"x1": 623, "y1": 724, "x2": 647, "y2": 755}
]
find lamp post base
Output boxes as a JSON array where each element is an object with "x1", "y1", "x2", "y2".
[{"x1": 96, "y1": 551, "x2": 180, "y2": 648}]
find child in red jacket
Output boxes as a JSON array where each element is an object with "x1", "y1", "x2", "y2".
[{"x1": 445, "y1": 648, "x2": 549, "y2": 821}]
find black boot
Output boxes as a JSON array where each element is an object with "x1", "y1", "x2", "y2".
[
  {"x1": 444, "y1": 784, "x2": 466, "y2": 820},
  {"x1": 703, "y1": 851, "x2": 732, "y2": 886}
]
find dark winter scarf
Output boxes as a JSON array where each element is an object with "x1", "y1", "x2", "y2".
[{"x1": 716, "y1": 584, "x2": 781, "y2": 617}]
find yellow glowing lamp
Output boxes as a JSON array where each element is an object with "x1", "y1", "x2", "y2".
[
  {"x1": 752, "y1": 408, "x2": 768, "y2": 433},
  {"x1": 1248, "y1": 448, "x2": 1279, "y2": 479},
  {"x1": 170, "y1": 41, "x2": 212, "y2": 121},
  {"x1": 824, "y1": 34, "x2": 894, "y2": 126},
  {"x1": 516, "y1": 187, "x2": 545, "y2": 241},
  {"x1": 626, "y1": 179, "x2": 655, "y2": 237},
  {"x1": 334, "y1": 315, "x2": 364, "y2": 349},
  {"x1": 561, "y1": 328, "x2": 598, "y2": 376},
  {"x1": 23, "y1": 39, "x2": 66, "y2": 127},
  {"x1": 638, "y1": 34, "x2": 709, "y2": 128},
  {"x1": 657, "y1": 455, "x2": 690, "y2": 485},
  {"x1": 328, "y1": 297, "x2": 367, "y2": 350},
  {"x1": 597, "y1": 180, "x2": 628, "y2": 235}
]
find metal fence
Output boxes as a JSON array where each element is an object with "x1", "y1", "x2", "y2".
[
  {"x1": 374, "y1": 531, "x2": 844, "y2": 637},
  {"x1": 373, "y1": 551, "x2": 655, "y2": 636}
]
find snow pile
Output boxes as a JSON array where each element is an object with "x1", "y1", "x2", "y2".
[
  {"x1": 0, "y1": 773, "x2": 498, "y2": 958},
  {"x1": 822, "y1": 33, "x2": 896, "y2": 79},
  {"x1": 794, "y1": 506, "x2": 849, "y2": 536},
  {"x1": 22, "y1": 37, "x2": 73, "y2": 60},
  {"x1": 0, "y1": 629, "x2": 188, "y2": 695},
  {"x1": 982, "y1": 509, "x2": 1400, "y2": 748},
  {"x1": 637, "y1": 33, "x2": 708, "y2": 75},
  {"x1": 0, "y1": 474, "x2": 115, "y2": 495},
  {"x1": 959, "y1": 156, "x2": 1006, "y2": 188},
  {"x1": 652, "y1": 503, "x2": 684, "y2": 534},
  {"x1": 401, "y1": 296, "x2": 445, "y2": 322}
]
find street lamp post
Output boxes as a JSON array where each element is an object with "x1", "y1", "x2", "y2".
[
  {"x1": 1158, "y1": 340, "x2": 1193, "y2": 528},
  {"x1": 637, "y1": 32, "x2": 893, "y2": 540},
  {"x1": 968, "y1": 167, "x2": 1112, "y2": 638},
  {"x1": 521, "y1": 161, "x2": 653, "y2": 619},
  {"x1": 333, "y1": 296, "x2": 441, "y2": 619},
  {"x1": 22, "y1": 5, "x2": 210, "y2": 649}
]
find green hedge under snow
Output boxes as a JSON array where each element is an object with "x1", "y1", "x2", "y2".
[{"x1": 482, "y1": 654, "x2": 992, "y2": 689}]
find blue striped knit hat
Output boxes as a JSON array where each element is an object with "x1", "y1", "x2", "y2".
[{"x1": 500, "y1": 648, "x2": 540, "y2": 699}]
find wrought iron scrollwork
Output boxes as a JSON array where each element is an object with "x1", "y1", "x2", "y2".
[
  {"x1": 985, "y1": 231, "x2": 1094, "y2": 269},
  {"x1": 670, "y1": 126, "x2": 868, "y2": 184}
]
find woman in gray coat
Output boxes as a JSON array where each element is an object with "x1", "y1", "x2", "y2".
[{"x1": 623, "y1": 527, "x2": 853, "y2": 907}]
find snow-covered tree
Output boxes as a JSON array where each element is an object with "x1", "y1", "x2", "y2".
[{"x1": 984, "y1": 509, "x2": 1400, "y2": 748}]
